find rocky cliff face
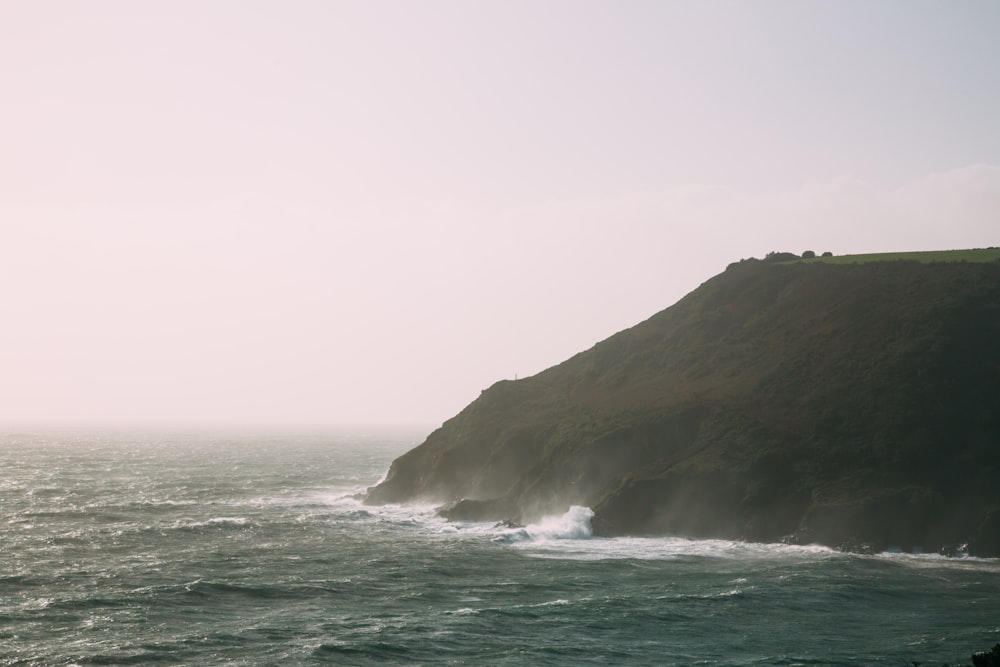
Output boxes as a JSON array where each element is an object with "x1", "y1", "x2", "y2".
[{"x1": 366, "y1": 259, "x2": 1000, "y2": 556}]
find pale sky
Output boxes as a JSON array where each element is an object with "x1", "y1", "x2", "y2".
[{"x1": 2, "y1": 1, "x2": 998, "y2": 428}]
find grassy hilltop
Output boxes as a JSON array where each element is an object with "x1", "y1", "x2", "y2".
[
  {"x1": 803, "y1": 247, "x2": 1000, "y2": 264},
  {"x1": 367, "y1": 251, "x2": 1000, "y2": 555}
]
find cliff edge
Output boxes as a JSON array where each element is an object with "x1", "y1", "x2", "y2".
[{"x1": 366, "y1": 255, "x2": 1000, "y2": 556}]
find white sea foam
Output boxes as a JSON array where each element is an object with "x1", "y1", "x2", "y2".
[
  {"x1": 493, "y1": 505, "x2": 595, "y2": 545},
  {"x1": 206, "y1": 516, "x2": 248, "y2": 526},
  {"x1": 509, "y1": 532, "x2": 840, "y2": 561},
  {"x1": 175, "y1": 516, "x2": 250, "y2": 529},
  {"x1": 332, "y1": 496, "x2": 997, "y2": 569},
  {"x1": 299, "y1": 488, "x2": 459, "y2": 535},
  {"x1": 300, "y1": 495, "x2": 998, "y2": 570},
  {"x1": 873, "y1": 550, "x2": 1000, "y2": 570},
  {"x1": 484, "y1": 506, "x2": 840, "y2": 561}
]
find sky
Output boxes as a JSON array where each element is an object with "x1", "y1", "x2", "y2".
[{"x1": 2, "y1": 1, "x2": 999, "y2": 428}]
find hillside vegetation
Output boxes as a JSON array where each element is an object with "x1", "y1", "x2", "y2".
[
  {"x1": 366, "y1": 255, "x2": 1000, "y2": 555},
  {"x1": 803, "y1": 248, "x2": 1000, "y2": 264}
]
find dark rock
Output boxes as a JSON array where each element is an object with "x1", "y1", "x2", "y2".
[
  {"x1": 834, "y1": 540, "x2": 875, "y2": 556},
  {"x1": 366, "y1": 259, "x2": 1000, "y2": 555},
  {"x1": 938, "y1": 543, "x2": 969, "y2": 558},
  {"x1": 972, "y1": 644, "x2": 1000, "y2": 667},
  {"x1": 438, "y1": 497, "x2": 520, "y2": 523},
  {"x1": 968, "y1": 508, "x2": 1000, "y2": 557}
]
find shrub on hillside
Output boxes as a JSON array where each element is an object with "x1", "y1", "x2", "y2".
[{"x1": 764, "y1": 251, "x2": 800, "y2": 263}]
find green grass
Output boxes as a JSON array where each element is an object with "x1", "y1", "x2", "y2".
[{"x1": 800, "y1": 248, "x2": 1000, "y2": 264}]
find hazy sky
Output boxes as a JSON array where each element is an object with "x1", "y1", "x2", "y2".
[{"x1": 2, "y1": 1, "x2": 999, "y2": 427}]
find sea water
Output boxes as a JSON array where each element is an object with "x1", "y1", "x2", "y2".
[{"x1": 2, "y1": 428, "x2": 999, "y2": 666}]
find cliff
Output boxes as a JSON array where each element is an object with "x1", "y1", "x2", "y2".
[{"x1": 366, "y1": 254, "x2": 1000, "y2": 556}]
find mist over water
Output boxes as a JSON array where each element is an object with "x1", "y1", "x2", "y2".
[{"x1": 3, "y1": 429, "x2": 999, "y2": 666}]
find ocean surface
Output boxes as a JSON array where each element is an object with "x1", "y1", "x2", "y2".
[{"x1": 2, "y1": 429, "x2": 999, "y2": 666}]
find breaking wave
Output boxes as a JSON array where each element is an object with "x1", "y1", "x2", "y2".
[{"x1": 492, "y1": 505, "x2": 594, "y2": 545}]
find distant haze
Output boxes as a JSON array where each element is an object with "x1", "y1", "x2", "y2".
[{"x1": 2, "y1": 1, "x2": 998, "y2": 428}]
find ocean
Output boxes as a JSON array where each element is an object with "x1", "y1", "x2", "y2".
[{"x1": 2, "y1": 429, "x2": 999, "y2": 666}]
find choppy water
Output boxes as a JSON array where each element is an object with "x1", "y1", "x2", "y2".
[{"x1": 2, "y1": 428, "x2": 999, "y2": 666}]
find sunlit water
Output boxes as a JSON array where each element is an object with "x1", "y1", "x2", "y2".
[{"x1": 2, "y1": 429, "x2": 999, "y2": 666}]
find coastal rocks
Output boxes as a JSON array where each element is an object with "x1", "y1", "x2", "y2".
[
  {"x1": 969, "y1": 509, "x2": 1000, "y2": 557},
  {"x1": 972, "y1": 644, "x2": 1000, "y2": 667},
  {"x1": 438, "y1": 497, "x2": 521, "y2": 523},
  {"x1": 365, "y1": 259, "x2": 1000, "y2": 556}
]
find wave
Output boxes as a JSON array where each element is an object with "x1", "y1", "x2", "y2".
[
  {"x1": 872, "y1": 549, "x2": 1000, "y2": 570},
  {"x1": 492, "y1": 506, "x2": 594, "y2": 545},
  {"x1": 174, "y1": 516, "x2": 250, "y2": 530},
  {"x1": 483, "y1": 506, "x2": 841, "y2": 561},
  {"x1": 492, "y1": 523, "x2": 1000, "y2": 566},
  {"x1": 204, "y1": 491, "x2": 998, "y2": 569},
  {"x1": 348, "y1": 501, "x2": 833, "y2": 562}
]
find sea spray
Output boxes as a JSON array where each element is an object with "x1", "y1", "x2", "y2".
[{"x1": 492, "y1": 505, "x2": 594, "y2": 545}]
